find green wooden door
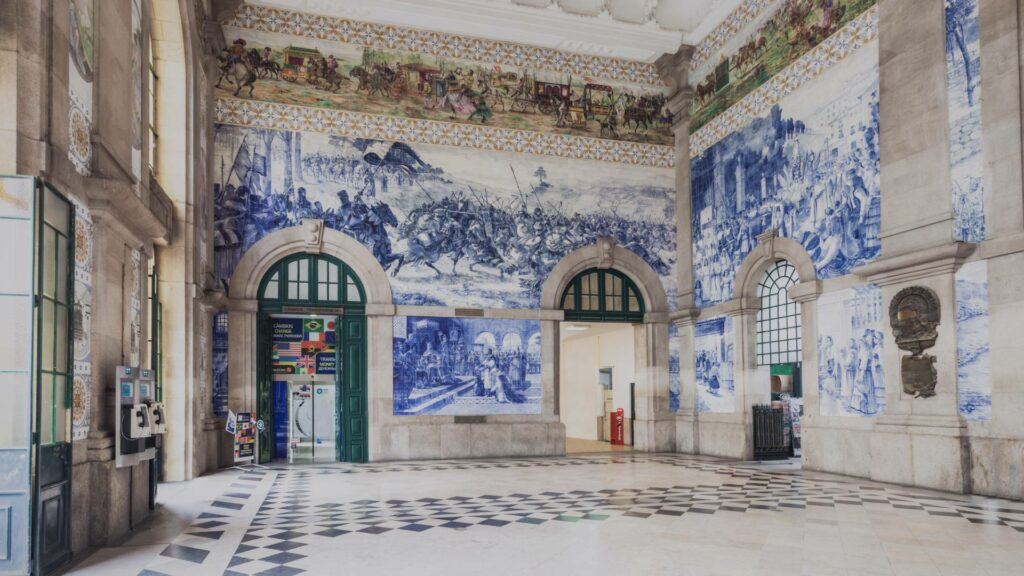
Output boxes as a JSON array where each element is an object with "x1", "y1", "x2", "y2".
[
  {"x1": 257, "y1": 313, "x2": 274, "y2": 464},
  {"x1": 341, "y1": 315, "x2": 367, "y2": 462}
]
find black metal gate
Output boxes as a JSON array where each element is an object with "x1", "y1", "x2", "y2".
[{"x1": 752, "y1": 404, "x2": 789, "y2": 460}]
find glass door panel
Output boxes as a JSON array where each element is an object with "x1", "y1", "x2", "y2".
[
  {"x1": 287, "y1": 381, "x2": 338, "y2": 463},
  {"x1": 311, "y1": 383, "x2": 336, "y2": 463}
]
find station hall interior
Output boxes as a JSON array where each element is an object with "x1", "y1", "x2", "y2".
[{"x1": 2, "y1": 0, "x2": 1024, "y2": 574}]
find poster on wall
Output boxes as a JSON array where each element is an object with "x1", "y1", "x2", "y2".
[
  {"x1": 956, "y1": 260, "x2": 991, "y2": 420},
  {"x1": 234, "y1": 412, "x2": 255, "y2": 462},
  {"x1": 690, "y1": 39, "x2": 881, "y2": 308},
  {"x1": 695, "y1": 316, "x2": 734, "y2": 413},
  {"x1": 271, "y1": 317, "x2": 337, "y2": 375},
  {"x1": 393, "y1": 316, "x2": 542, "y2": 416},
  {"x1": 212, "y1": 126, "x2": 676, "y2": 310},
  {"x1": 816, "y1": 285, "x2": 885, "y2": 417}
]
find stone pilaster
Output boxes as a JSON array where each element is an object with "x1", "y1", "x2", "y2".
[{"x1": 655, "y1": 44, "x2": 697, "y2": 314}]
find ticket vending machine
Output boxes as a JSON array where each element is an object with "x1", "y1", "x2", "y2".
[{"x1": 115, "y1": 366, "x2": 163, "y2": 468}]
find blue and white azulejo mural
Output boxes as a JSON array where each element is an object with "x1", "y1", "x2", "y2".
[
  {"x1": 212, "y1": 125, "x2": 676, "y2": 309},
  {"x1": 690, "y1": 41, "x2": 881, "y2": 308},
  {"x1": 946, "y1": 0, "x2": 986, "y2": 243},
  {"x1": 695, "y1": 316, "x2": 734, "y2": 413},
  {"x1": 393, "y1": 316, "x2": 542, "y2": 416},
  {"x1": 956, "y1": 260, "x2": 991, "y2": 420},
  {"x1": 816, "y1": 285, "x2": 885, "y2": 417}
]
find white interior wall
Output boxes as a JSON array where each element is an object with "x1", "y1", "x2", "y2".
[{"x1": 559, "y1": 323, "x2": 636, "y2": 440}]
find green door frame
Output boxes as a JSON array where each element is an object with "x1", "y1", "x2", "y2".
[
  {"x1": 32, "y1": 181, "x2": 75, "y2": 576},
  {"x1": 253, "y1": 254, "x2": 368, "y2": 463}
]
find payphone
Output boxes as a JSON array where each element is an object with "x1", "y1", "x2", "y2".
[{"x1": 115, "y1": 366, "x2": 164, "y2": 468}]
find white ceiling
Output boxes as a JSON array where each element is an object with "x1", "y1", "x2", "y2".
[{"x1": 249, "y1": 0, "x2": 743, "y2": 62}]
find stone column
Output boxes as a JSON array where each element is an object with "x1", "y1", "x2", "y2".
[
  {"x1": 877, "y1": 0, "x2": 957, "y2": 254},
  {"x1": 655, "y1": 44, "x2": 696, "y2": 312},
  {"x1": 724, "y1": 299, "x2": 764, "y2": 461},
  {"x1": 851, "y1": 0, "x2": 975, "y2": 493},
  {"x1": 226, "y1": 300, "x2": 257, "y2": 415},
  {"x1": 631, "y1": 319, "x2": 674, "y2": 452},
  {"x1": 672, "y1": 313, "x2": 699, "y2": 453},
  {"x1": 979, "y1": 0, "x2": 1024, "y2": 240}
]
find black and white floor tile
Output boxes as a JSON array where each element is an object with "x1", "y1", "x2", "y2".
[{"x1": 110, "y1": 454, "x2": 1024, "y2": 576}]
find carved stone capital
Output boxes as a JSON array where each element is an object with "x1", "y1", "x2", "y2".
[{"x1": 655, "y1": 43, "x2": 695, "y2": 91}]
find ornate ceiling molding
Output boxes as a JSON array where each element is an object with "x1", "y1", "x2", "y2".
[{"x1": 244, "y1": 0, "x2": 719, "y2": 62}]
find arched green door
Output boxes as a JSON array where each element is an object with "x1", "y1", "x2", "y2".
[
  {"x1": 255, "y1": 254, "x2": 368, "y2": 463},
  {"x1": 560, "y1": 268, "x2": 645, "y2": 323}
]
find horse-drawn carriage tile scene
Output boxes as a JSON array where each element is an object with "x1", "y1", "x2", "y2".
[{"x1": 216, "y1": 7, "x2": 675, "y2": 148}]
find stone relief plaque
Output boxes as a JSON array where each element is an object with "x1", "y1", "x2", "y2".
[{"x1": 889, "y1": 286, "x2": 941, "y2": 398}]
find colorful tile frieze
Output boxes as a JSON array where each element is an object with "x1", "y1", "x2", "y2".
[
  {"x1": 691, "y1": 0, "x2": 776, "y2": 72},
  {"x1": 217, "y1": 13, "x2": 674, "y2": 149},
  {"x1": 215, "y1": 97, "x2": 676, "y2": 168},
  {"x1": 690, "y1": 0, "x2": 877, "y2": 135},
  {"x1": 691, "y1": 5, "x2": 878, "y2": 158},
  {"x1": 225, "y1": 4, "x2": 663, "y2": 87}
]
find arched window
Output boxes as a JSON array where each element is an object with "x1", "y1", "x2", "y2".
[
  {"x1": 560, "y1": 268, "x2": 645, "y2": 322},
  {"x1": 756, "y1": 260, "x2": 801, "y2": 366},
  {"x1": 258, "y1": 254, "x2": 365, "y2": 306}
]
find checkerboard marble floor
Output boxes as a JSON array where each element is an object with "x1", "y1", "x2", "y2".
[{"x1": 68, "y1": 454, "x2": 1024, "y2": 576}]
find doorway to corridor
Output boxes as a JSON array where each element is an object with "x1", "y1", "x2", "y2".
[{"x1": 557, "y1": 268, "x2": 645, "y2": 454}]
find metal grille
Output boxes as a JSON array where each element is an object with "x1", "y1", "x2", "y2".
[{"x1": 756, "y1": 260, "x2": 801, "y2": 366}]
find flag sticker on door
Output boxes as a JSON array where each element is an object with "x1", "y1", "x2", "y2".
[{"x1": 271, "y1": 315, "x2": 338, "y2": 376}]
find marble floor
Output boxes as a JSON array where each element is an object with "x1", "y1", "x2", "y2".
[
  {"x1": 67, "y1": 453, "x2": 1024, "y2": 576},
  {"x1": 564, "y1": 437, "x2": 635, "y2": 453}
]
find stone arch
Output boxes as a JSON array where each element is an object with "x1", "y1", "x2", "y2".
[
  {"x1": 540, "y1": 236, "x2": 669, "y2": 316},
  {"x1": 540, "y1": 237, "x2": 674, "y2": 452},
  {"x1": 733, "y1": 233, "x2": 818, "y2": 302},
  {"x1": 228, "y1": 219, "x2": 393, "y2": 304}
]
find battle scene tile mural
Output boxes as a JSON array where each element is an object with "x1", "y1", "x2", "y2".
[
  {"x1": 691, "y1": 40, "x2": 879, "y2": 308},
  {"x1": 695, "y1": 316, "x2": 734, "y2": 414},
  {"x1": 956, "y1": 260, "x2": 991, "y2": 421},
  {"x1": 946, "y1": 0, "x2": 986, "y2": 243},
  {"x1": 216, "y1": 12, "x2": 673, "y2": 147},
  {"x1": 690, "y1": 0, "x2": 877, "y2": 133},
  {"x1": 816, "y1": 285, "x2": 885, "y2": 418},
  {"x1": 212, "y1": 125, "x2": 676, "y2": 309},
  {"x1": 392, "y1": 316, "x2": 541, "y2": 416}
]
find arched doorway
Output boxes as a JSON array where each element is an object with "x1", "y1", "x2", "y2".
[
  {"x1": 557, "y1": 267, "x2": 650, "y2": 453},
  {"x1": 255, "y1": 253, "x2": 368, "y2": 463}
]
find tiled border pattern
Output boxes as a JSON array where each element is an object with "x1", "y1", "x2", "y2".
[
  {"x1": 224, "y1": 4, "x2": 663, "y2": 88},
  {"x1": 690, "y1": 0, "x2": 775, "y2": 72},
  {"x1": 71, "y1": 198, "x2": 93, "y2": 441},
  {"x1": 140, "y1": 470, "x2": 275, "y2": 576},
  {"x1": 215, "y1": 97, "x2": 677, "y2": 168},
  {"x1": 690, "y1": 6, "x2": 878, "y2": 159}
]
